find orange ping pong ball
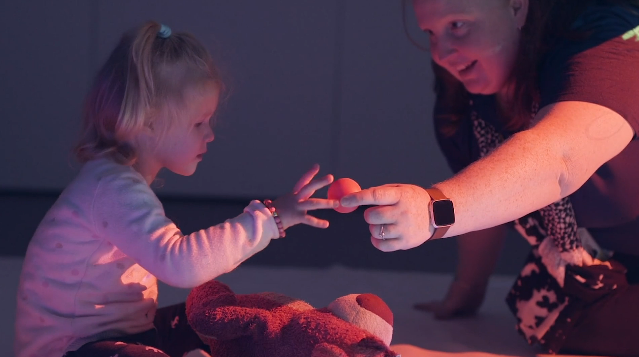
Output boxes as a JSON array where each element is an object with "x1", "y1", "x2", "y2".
[{"x1": 327, "y1": 178, "x2": 361, "y2": 213}]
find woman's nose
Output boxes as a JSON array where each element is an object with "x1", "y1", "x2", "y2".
[{"x1": 432, "y1": 40, "x2": 457, "y2": 64}]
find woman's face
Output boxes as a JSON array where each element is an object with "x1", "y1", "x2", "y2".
[{"x1": 413, "y1": 0, "x2": 528, "y2": 95}]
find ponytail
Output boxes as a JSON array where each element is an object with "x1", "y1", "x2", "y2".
[{"x1": 75, "y1": 21, "x2": 222, "y2": 165}]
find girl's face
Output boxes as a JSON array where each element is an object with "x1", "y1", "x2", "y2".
[
  {"x1": 413, "y1": 0, "x2": 527, "y2": 96},
  {"x1": 145, "y1": 82, "x2": 219, "y2": 178}
]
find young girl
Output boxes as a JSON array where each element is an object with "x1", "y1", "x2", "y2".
[{"x1": 14, "y1": 21, "x2": 339, "y2": 357}]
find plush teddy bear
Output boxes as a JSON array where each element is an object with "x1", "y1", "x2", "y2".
[{"x1": 185, "y1": 280, "x2": 400, "y2": 357}]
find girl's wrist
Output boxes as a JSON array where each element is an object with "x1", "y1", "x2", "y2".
[{"x1": 263, "y1": 199, "x2": 286, "y2": 238}]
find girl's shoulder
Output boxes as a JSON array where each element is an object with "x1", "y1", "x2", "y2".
[
  {"x1": 79, "y1": 157, "x2": 141, "y2": 182},
  {"x1": 67, "y1": 157, "x2": 149, "y2": 200}
]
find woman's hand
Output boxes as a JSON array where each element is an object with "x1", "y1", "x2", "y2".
[
  {"x1": 340, "y1": 184, "x2": 435, "y2": 251},
  {"x1": 414, "y1": 280, "x2": 488, "y2": 319},
  {"x1": 413, "y1": 226, "x2": 507, "y2": 318},
  {"x1": 272, "y1": 164, "x2": 339, "y2": 231}
]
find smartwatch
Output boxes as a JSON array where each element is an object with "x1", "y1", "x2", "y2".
[{"x1": 425, "y1": 187, "x2": 455, "y2": 240}]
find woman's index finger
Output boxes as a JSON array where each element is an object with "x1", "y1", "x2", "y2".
[{"x1": 340, "y1": 186, "x2": 400, "y2": 207}]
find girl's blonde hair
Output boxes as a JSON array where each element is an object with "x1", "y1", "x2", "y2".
[{"x1": 75, "y1": 21, "x2": 222, "y2": 165}]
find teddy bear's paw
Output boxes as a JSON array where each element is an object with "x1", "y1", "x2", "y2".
[
  {"x1": 311, "y1": 343, "x2": 348, "y2": 357},
  {"x1": 350, "y1": 337, "x2": 399, "y2": 357},
  {"x1": 182, "y1": 349, "x2": 211, "y2": 357}
]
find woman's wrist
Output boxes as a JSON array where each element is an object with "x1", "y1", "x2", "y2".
[
  {"x1": 452, "y1": 277, "x2": 489, "y2": 291},
  {"x1": 424, "y1": 186, "x2": 455, "y2": 240},
  {"x1": 263, "y1": 199, "x2": 286, "y2": 238}
]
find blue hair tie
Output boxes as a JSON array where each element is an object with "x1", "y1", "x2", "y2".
[{"x1": 158, "y1": 24, "x2": 172, "y2": 38}]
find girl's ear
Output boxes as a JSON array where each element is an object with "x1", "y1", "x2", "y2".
[
  {"x1": 143, "y1": 108, "x2": 160, "y2": 133},
  {"x1": 140, "y1": 118, "x2": 158, "y2": 137},
  {"x1": 133, "y1": 120, "x2": 157, "y2": 150}
]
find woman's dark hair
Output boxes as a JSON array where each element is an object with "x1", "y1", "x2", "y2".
[{"x1": 406, "y1": 0, "x2": 639, "y2": 136}]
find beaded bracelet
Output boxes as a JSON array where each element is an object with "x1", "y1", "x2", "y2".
[{"x1": 263, "y1": 199, "x2": 286, "y2": 238}]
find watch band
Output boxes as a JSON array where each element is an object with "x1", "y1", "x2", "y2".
[{"x1": 425, "y1": 187, "x2": 452, "y2": 240}]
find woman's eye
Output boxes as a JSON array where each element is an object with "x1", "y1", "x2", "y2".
[
  {"x1": 195, "y1": 122, "x2": 203, "y2": 128},
  {"x1": 451, "y1": 21, "x2": 466, "y2": 30}
]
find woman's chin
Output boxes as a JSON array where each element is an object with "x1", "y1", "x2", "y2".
[{"x1": 463, "y1": 79, "x2": 498, "y2": 96}]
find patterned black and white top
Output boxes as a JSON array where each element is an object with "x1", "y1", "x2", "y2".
[{"x1": 470, "y1": 103, "x2": 604, "y2": 353}]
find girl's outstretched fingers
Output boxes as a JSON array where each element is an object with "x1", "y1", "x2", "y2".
[
  {"x1": 301, "y1": 215, "x2": 330, "y2": 229},
  {"x1": 273, "y1": 165, "x2": 338, "y2": 230},
  {"x1": 297, "y1": 174, "x2": 334, "y2": 200},
  {"x1": 292, "y1": 164, "x2": 321, "y2": 194},
  {"x1": 297, "y1": 198, "x2": 339, "y2": 211}
]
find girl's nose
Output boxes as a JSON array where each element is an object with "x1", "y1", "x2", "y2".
[{"x1": 205, "y1": 126, "x2": 215, "y2": 143}]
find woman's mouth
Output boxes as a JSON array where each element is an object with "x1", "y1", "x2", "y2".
[{"x1": 456, "y1": 60, "x2": 478, "y2": 76}]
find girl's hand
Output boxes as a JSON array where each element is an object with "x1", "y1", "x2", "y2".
[
  {"x1": 340, "y1": 184, "x2": 435, "y2": 251},
  {"x1": 272, "y1": 164, "x2": 339, "y2": 230}
]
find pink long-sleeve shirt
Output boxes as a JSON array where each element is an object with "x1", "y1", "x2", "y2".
[{"x1": 14, "y1": 157, "x2": 279, "y2": 357}]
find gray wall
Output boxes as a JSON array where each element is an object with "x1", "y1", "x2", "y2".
[{"x1": 0, "y1": 0, "x2": 450, "y2": 198}]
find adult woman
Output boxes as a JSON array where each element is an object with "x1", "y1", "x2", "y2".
[{"x1": 342, "y1": 0, "x2": 639, "y2": 355}]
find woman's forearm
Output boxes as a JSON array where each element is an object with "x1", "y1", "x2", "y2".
[
  {"x1": 436, "y1": 102, "x2": 634, "y2": 238},
  {"x1": 437, "y1": 129, "x2": 565, "y2": 237}
]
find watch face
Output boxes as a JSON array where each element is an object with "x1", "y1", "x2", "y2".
[{"x1": 432, "y1": 200, "x2": 455, "y2": 227}]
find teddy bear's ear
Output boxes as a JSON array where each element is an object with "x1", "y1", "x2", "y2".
[
  {"x1": 186, "y1": 280, "x2": 243, "y2": 343},
  {"x1": 187, "y1": 280, "x2": 237, "y2": 315},
  {"x1": 311, "y1": 343, "x2": 348, "y2": 357},
  {"x1": 187, "y1": 280, "x2": 283, "y2": 344}
]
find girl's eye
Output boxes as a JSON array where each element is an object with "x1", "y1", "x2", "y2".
[{"x1": 195, "y1": 122, "x2": 203, "y2": 128}]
